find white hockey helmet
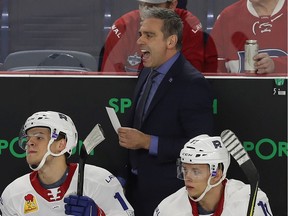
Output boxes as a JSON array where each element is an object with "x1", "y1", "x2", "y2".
[
  {"x1": 179, "y1": 134, "x2": 230, "y2": 178},
  {"x1": 19, "y1": 111, "x2": 78, "y2": 156}
]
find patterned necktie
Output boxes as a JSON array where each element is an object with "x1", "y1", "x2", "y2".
[{"x1": 134, "y1": 70, "x2": 159, "y2": 129}]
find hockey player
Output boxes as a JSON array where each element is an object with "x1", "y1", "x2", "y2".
[
  {"x1": 101, "y1": 0, "x2": 204, "y2": 72},
  {"x1": 0, "y1": 111, "x2": 134, "y2": 216},
  {"x1": 153, "y1": 134, "x2": 273, "y2": 216},
  {"x1": 205, "y1": 0, "x2": 287, "y2": 74}
]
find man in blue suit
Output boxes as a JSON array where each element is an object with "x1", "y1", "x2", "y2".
[{"x1": 118, "y1": 7, "x2": 214, "y2": 216}]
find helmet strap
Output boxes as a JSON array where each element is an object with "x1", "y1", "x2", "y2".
[
  {"x1": 28, "y1": 138, "x2": 61, "y2": 171},
  {"x1": 29, "y1": 151, "x2": 50, "y2": 171},
  {"x1": 188, "y1": 174, "x2": 226, "y2": 202}
]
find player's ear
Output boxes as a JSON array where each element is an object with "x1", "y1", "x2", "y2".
[
  {"x1": 57, "y1": 139, "x2": 67, "y2": 152},
  {"x1": 167, "y1": 35, "x2": 178, "y2": 48},
  {"x1": 211, "y1": 167, "x2": 223, "y2": 183}
]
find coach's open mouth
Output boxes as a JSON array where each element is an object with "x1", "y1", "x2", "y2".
[{"x1": 141, "y1": 49, "x2": 150, "y2": 61}]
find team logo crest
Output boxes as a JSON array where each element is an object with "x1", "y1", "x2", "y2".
[
  {"x1": 23, "y1": 194, "x2": 38, "y2": 214},
  {"x1": 127, "y1": 53, "x2": 141, "y2": 66}
]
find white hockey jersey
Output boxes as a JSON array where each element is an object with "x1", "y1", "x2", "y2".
[
  {"x1": 153, "y1": 179, "x2": 273, "y2": 216},
  {"x1": 0, "y1": 163, "x2": 134, "y2": 216}
]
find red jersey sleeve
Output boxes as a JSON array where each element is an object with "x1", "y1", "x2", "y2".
[
  {"x1": 204, "y1": 13, "x2": 227, "y2": 73},
  {"x1": 101, "y1": 10, "x2": 141, "y2": 72},
  {"x1": 101, "y1": 16, "x2": 128, "y2": 72},
  {"x1": 176, "y1": 8, "x2": 204, "y2": 72}
]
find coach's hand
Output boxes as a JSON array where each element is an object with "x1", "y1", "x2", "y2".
[{"x1": 64, "y1": 195, "x2": 98, "y2": 216}]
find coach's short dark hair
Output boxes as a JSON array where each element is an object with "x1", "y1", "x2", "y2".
[{"x1": 141, "y1": 7, "x2": 183, "y2": 50}]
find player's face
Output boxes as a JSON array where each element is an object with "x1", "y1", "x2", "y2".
[
  {"x1": 137, "y1": 18, "x2": 170, "y2": 68},
  {"x1": 25, "y1": 127, "x2": 51, "y2": 166},
  {"x1": 183, "y1": 163, "x2": 211, "y2": 199}
]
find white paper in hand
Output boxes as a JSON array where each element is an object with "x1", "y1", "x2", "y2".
[
  {"x1": 83, "y1": 124, "x2": 105, "y2": 154},
  {"x1": 106, "y1": 107, "x2": 121, "y2": 134}
]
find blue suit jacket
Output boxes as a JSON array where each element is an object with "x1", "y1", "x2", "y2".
[{"x1": 127, "y1": 53, "x2": 214, "y2": 215}]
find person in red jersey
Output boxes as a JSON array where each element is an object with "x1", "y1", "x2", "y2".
[
  {"x1": 205, "y1": 0, "x2": 287, "y2": 74},
  {"x1": 101, "y1": 0, "x2": 204, "y2": 73}
]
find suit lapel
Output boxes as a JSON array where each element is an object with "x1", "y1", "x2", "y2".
[
  {"x1": 133, "y1": 68, "x2": 151, "y2": 108},
  {"x1": 142, "y1": 55, "x2": 184, "y2": 122}
]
